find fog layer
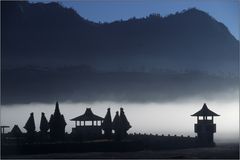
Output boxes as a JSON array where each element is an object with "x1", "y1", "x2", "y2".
[{"x1": 1, "y1": 98, "x2": 238, "y2": 143}]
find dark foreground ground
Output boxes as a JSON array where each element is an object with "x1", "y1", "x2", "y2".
[{"x1": 2, "y1": 143, "x2": 239, "y2": 159}]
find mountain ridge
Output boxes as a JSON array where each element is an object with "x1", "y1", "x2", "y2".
[
  {"x1": 1, "y1": 1, "x2": 238, "y2": 74},
  {"x1": 1, "y1": 1, "x2": 238, "y2": 104}
]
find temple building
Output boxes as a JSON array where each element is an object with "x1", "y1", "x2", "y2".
[
  {"x1": 24, "y1": 112, "x2": 36, "y2": 142},
  {"x1": 49, "y1": 102, "x2": 66, "y2": 141},
  {"x1": 112, "y1": 111, "x2": 121, "y2": 140},
  {"x1": 24, "y1": 112, "x2": 36, "y2": 134},
  {"x1": 102, "y1": 108, "x2": 112, "y2": 138},
  {"x1": 191, "y1": 103, "x2": 220, "y2": 146},
  {"x1": 10, "y1": 125, "x2": 22, "y2": 137},
  {"x1": 40, "y1": 112, "x2": 49, "y2": 133},
  {"x1": 112, "y1": 108, "x2": 131, "y2": 140},
  {"x1": 119, "y1": 108, "x2": 131, "y2": 136},
  {"x1": 70, "y1": 108, "x2": 104, "y2": 140},
  {"x1": 40, "y1": 112, "x2": 49, "y2": 141}
]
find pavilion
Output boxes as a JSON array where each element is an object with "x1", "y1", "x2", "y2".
[{"x1": 70, "y1": 108, "x2": 104, "y2": 139}]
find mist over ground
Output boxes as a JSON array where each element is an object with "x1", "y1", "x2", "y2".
[{"x1": 1, "y1": 94, "x2": 238, "y2": 143}]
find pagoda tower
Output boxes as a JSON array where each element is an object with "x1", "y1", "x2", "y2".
[
  {"x1": 112, "y1": 111, "x2": 121, "y2": 140},
  {"x1": 112, "y1": 108, "x2": 131, "y2": 140},
  {"x1": 102, "y1": 108, "x2": 112, "y2": 138},
  {"x1": 24, "y1": 112, "x2": 36, "y2": 142},
  {"x1": 40, "y1": 112, "x2": 49, "y2": 133},
  {"x1": 49, "y1": 102, "x2": 66, "y2": 141},
  {"x1": 191, "y1": 103, "x2": 220, "y2": 146},
  {"x1": 119, "y1": 108, "x2": 131, "y2": 137},
  {"x1": 24, "y1": 112, "x2": 36, "y2": 133}
]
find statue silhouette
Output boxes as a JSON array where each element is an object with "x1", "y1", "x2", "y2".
[
  {"x1": 102, "y1": 108, "x2": 112, "y2": 138},
  {"x1": 49, "y1": 102, "x2": 66, "y2": 141}
]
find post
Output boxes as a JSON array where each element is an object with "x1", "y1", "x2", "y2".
[{"x1": 1, "y1": 126, "x2": 9, "y2": 135}]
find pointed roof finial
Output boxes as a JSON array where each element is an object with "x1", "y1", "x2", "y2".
[
  {"x1": 191, "y1": 103, "x2": 220, "y2": 116},
  {"x1": 70, "y1": 108, "x2": 104, "y2": 121},
  {"x1": 54, "y1": 101, "x2": 60, "y2": 115}
]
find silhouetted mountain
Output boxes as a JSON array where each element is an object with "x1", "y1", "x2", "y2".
[
  {"x1": 1, "y1": 1, "x2": 238, "y2": 104},
  {"x1": 2, "y1": 1, "x2": 238, "y2": 74}
]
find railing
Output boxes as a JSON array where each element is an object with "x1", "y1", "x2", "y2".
[
  {"x1": 75, "y1": 125, "x2": 102, "y2": 128},
  {"x1": 197, "y1": 119, "x2": 213, "y2": 124}
]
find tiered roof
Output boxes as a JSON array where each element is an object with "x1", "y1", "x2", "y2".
[
  {"x1": 191, "y1": 103, "x2": 220, "y2": 116},
  {"x1": 70, "y1": 108, "x2": 104, "y2": 121},
  {"x1": 49, "y1": 102, "x2": 66, "y2": 127}
]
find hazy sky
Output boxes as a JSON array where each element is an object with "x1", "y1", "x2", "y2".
[{"x1": 30, "y1": 0, "x2": 239, "y2": 39}]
